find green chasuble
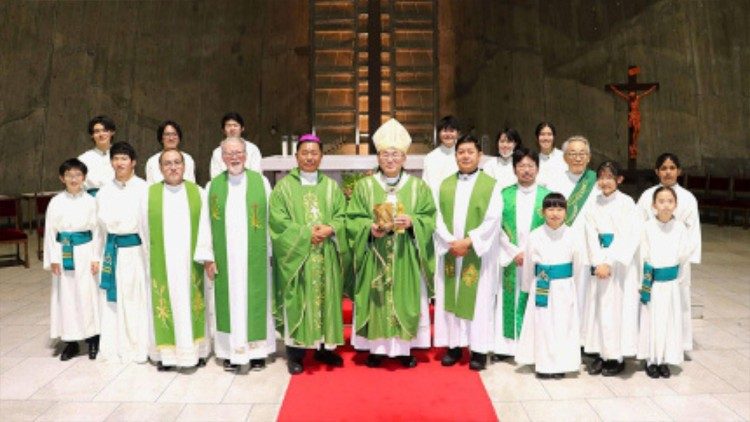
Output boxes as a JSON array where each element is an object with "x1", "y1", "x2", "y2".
[
  {"x1": 438, "y1": 172, "x2": 496, "y2": 320},
  {"x1": 208, "y1": 171, "x2": 269, "y2": 342},
  {"x1": 269, "y1": 168, "x2": 349, "y2": 347},
  {"x1": 565, "y1": 169, "x2": 597, "y2": 225},
  {"x1": 148, "y1": 182, "x2": 206, "y2": 347},
  {"x1": 346, "y1": 173, "x2": 435, "y2": 340},
  {"x1": 500, "y1": 184, "x2": 549, "y2": 339}
]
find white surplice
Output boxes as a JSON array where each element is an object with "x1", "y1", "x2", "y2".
[
  {"x1": 516, "y1": 224, "x2": 582, "y2": 374},
  {"x1": 208, "y1": 140, "x2": 262, "y2": 178},
  {"x1": 78, "y1": 148, "x2": 115, "y2": 191},
  {"x1": 482, "y1": 156, "x2": 517, "y2": 190},
  {"x1": 494, "y1": 183, "x2": 542, "y2": 356},
  {"x1": 145, "y1": 152, "x2": 197, "y2": 184},
  {"x1": 194, "y1": 172, "x2": 276, "y2": 365},
  {"x1": 139, "y1": 182, "x2": 211, "y2": 367},
  {"x1": 422, "y1": 145, "x2": 458, "y2": 193},
  {"x1": 536, "y1": 148, "x2": 566, "y2": 188},
  {"x1": 637, "y1": 184, "x2": 700, "y2": 351},
  {"x1": 96, "y1": 176, "x2": 149, "y2": 363},
  {"x1": 350, "y1": 173, "x2": 432, "y2": 357},
  {"x1": 544, "y1": 169, "x2": 599, "y2": 340},
  {"x1": 44, "y1": 191, "x2": 102, "y2": 342},
  {"x1": 582, "y1": 190, "x2": 641, "y2": 360},
  {"x1": 637, "y1": 218, "x2": 691, "y2": 365},
  {"x1": 433, "y1": 172, "x2": 502, "y2": 354}
]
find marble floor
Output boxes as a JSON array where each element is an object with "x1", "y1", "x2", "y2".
[{"x1": 0, "y1": 225, "x2": 748, "y2": 421}]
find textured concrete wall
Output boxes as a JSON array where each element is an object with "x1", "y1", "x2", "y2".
[
  {"x1": 438, "y1": 0, "x2": 749, "y2": 175},
  {"x1": 0, "y1": 0, "x2": 310, "y2": 194}
]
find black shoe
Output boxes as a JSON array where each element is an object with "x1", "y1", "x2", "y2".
[
  {"x1": 552, "y1": 373, "x2": 565, "y2": 379},
  {"x1": 646, "y1": 364, "x2": 660, "y2": 379},
  {"x1": 156, "y1": 361, "x2": 175, "y2": 372},
  {"x1": 85, "y1": 335, "x2": 99, "y2": 360},
  {"x1": 366, "y1": 353, "x2": 384, "y2": 368},
  {"x1": 588, "y1": 356, "x2": 604, "y2": 375},
  {"x1": 287, "y1": 359, "x2": 303, "y2": 375},
  {"x1": 602, "y1": 360, "x2": 625, "y2": 377},
  {"x1": 536, "y1": 372, "x2": 552, "y2": 379},
  {"x1": 658, "y1": 364, "x2": 671, "y2": 378},
  {"x1": 195, "y1": 358, "x2": 207, "y2": 368},
  {"x1": 60, "y1": 342, "x2": 80, "y2": 361},
  {"x1": 441, "y1": 347, "x2": 462, "y2": 366},
  {"x1": 469, "y1": 352, "x2": 486, "y2": 371},
  {"x1": 490, "y1": 353, "x2": 511, "y2": 363},
  {"x1": 314, "y1": 349, "x2": 343, "y2": 367},
  {"x1": 399, "y1": 355, "x2": 418, "y2": 368},
  {"x1": 223, "y1": 359, "x2": 240, "y2": 372},
  {"x1": 250, "y1": 359, "x2": 266, "y2": 371}
]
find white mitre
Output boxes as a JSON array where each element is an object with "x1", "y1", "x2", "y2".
[{"x1": 373, "y1": 118, "x2": 412, "y2": 153}]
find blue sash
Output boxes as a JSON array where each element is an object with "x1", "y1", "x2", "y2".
[
  {"x1": 535, "y1": 262, "x2": 573, "y2": 308},
  {"x1": 590, "y1": 233, "x2": 614, "y2": 275},
  {"x1": 639, "y1": 263, "x2": 679, "y2": 304},
  {"x1": 87, "y1": 188, "x2": 100, "y2": 197},
  {"x1": 56, "y1": 231, "x2": 93, "y2": 271},
  {"x1": 100, "y1": 233, "x2": 142, "y2": 302}
]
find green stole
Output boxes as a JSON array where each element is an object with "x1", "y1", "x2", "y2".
[
  {"x1": 209, "y1": 171, "x2": 268, "y2": 342},
  {"x1": 148, "y1": 182, "x2": 205, "y2": 346},
  {"x1": 439, "y1": 171, "x2": 495, "y2": 320},
  {"x1": 565, "y1": 169, "x2": 597, "y2": 225},
  {"x1": 501, "y1": 183, "x2": 548, "y2": 339}
]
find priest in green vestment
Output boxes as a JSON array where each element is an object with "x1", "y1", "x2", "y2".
[
  {"x1": 346, "y1": 118, "x2": 436, "y2": 369},
  {"x1": 493, "y1": 147, "x2": 550, "y2": 361},
  {"x1": 139, "y1": 149, "x2": 209, "y2": 370},
  {"x1": 270, "y1": 134, "x2": 349, "y2": 375}
]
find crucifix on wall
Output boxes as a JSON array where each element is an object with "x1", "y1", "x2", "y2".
[{"x1": 606, "y1": 65, "x2": 659, "y2": 170}]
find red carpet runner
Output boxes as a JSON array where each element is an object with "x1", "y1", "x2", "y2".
[{"x1": 278, "y1": 300, "x2": 498, "y2": 422}]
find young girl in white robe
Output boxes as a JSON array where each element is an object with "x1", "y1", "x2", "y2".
[
  {"x1": 582, "y1": 161, "x2": 641, "y2": 376},
  {"x1": 44, "y1": 158, "x2": 102, "y2": 361},
  {"x1": 516, "y1": 193, "x2": 581, "y2": 378},
  {"x1": 637, "y1": 186, "x2": 692, "y2": 379}
]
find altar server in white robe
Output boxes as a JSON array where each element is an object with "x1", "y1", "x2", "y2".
[
  {"x1": 637, "y1": 186, "x2": 692, "y2": 379},
  {"x1": 482, "y1": 128, "x2": 521, "y2": 189},
  {"x1": 196, "y1": 137, "x2": 275, "y2": 371},
  {"x1": 516, "y1": 193, "x2": 582, "y2": 378},
  {"x1": 208, "y1": 112, "x2": 262, "y2": 178},
  {"x1": 544, "y1": 136, "x2": 599, "y2": 339},
  {"x1": 582, "y1": 161, "x2": 641, "y2": 377},
  {"x1": 422, "y1": 115, "x2": 460, "y2": 193},
  {"x1": 139, "y1": 149, "x2": 210, "y2": 370},
  {"x1": 78, "y1": 115, "x2": 116, "y2": 196},
  {"x1": 534, "y1": 122, "x2": 567, "y2": 188},
  {"x1": 434, "y1": 134, "x2": 503, "y2": 371},
  {"x1": 96, "y1": 141, "x2": 150, "y2": 363},
  {"x1": 145, "y1": 120, "x2": 196, "y2": 184},
  {"x1": 636, "y1": 153, "x2": 700, "y2": 352},
  {"x1": 493, "y1": 148, "x2": 550, "y2": 360},
  {"x1": 44, "y1": 158, "x2": 103, "y2": 361}
]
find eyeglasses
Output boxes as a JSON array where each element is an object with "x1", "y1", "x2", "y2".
[
  {"x1": 161, "y1": 160, "x2": 184, "y2": 168},
  {"x1": 565, "y1": 152, "x2": 589, "y2": 159},
  {"x1": 222, "y1": 151, "x2": 246, "y2": 157},
  {"x1": 378, "y1": 152, "x2": 404, "y2": 160}
]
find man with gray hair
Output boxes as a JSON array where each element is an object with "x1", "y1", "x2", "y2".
[{"x1": 195, "y1": 137, "x2": 275, "y2": 372}]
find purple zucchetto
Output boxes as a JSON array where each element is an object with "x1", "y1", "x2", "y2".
[{"x1": 299, "y1": 134, "x2": 320, "y2": 144}]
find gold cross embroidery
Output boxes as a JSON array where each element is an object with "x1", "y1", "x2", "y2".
[{"x1": 250, "y1": 203, "x2": 262, "y2": 230}]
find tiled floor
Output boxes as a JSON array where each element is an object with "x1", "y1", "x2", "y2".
[{"x1": 0, "y1": 225, "x2": 748, "y2": 421}]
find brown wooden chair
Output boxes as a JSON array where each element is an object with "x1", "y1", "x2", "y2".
[
  {"x1": 35, "y1": 194, "x2": 54, "y2": 260},
  {"x1": 703, "y1": 175, "x2": 732, "y2": 225},
  {"x1": 0, "y1": 197, "x2": 29, "y2": 268}
]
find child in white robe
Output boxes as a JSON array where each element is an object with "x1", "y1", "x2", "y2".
[
  {"x1": 637, "y1": 186, "x2": 692, "y2": 378},
  {"x1": 516, "y1": 193, "x2": 581, "y2": 378},
  {"x1": 582, "y1": 161, "x2": 641, "y2": 376},
  {"x1": 44, "y1": 158, "x2": 102, "y2": 360}
]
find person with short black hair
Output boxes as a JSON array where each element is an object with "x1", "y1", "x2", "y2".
[
  {"x1": 483, "y1": 128, "x2": 522, "y2": 189},
  {"x1": 78, "y1": 115, "x2": 117, "y2": 196},
  {"x1": 515, "y1": 192, "x2": 582, "y2": 379},
  {"x1": 96, "y1": 141, "x2": 150, "y2": 363},
  {"x1": 422, "y1": 115, "x2": 461, "y2": 192},
  {"x1": 145, "y1": 120, "x2": 197, "y2": 184},
  {"x1": 208, "y1": 112, "x2": 262, "y2": 178},
  {"x1": 44, "y1": 158, "x2": 102, "y2": 361},
  {"x1": 534, "y1": 121, "x2": 566, "y2": 187}
]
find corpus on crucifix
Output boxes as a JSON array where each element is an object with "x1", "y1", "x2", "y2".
[{"x1": 606, "y1": 66, "x2": 659, "y2": 169}]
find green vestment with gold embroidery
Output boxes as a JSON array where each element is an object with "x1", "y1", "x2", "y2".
[
  {"x1": 346, "y1": 173, "x2": 435, "y2": 340},
  {"x1": 269, "y1": 168, "x2": 348, "y2": 347}
]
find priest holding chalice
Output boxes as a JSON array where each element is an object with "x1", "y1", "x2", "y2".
[{"x1": 346, "y1": 118, "x2": 436, "y2": 369}]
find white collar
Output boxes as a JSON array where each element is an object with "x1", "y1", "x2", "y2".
[
  {"x1": 300, "y1": 170, "x2": 318, "y2": 185},
  {"x1": 518, "y1": 182, "x2": 536, "y2": 193}
]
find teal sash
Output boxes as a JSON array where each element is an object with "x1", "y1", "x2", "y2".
[
  {"x1": 639, "y1": 263, "x2": 679, "y2": 304},
  {"x1": 87, "y1": 188, "x2": 100, "y2": 197},
  {"x1": 56, "y1": 231, "x2": 92, "y2": 270},
  {"x1": 590, "y1": 233, "x2": 614, "y2": 275},
  {"x1": 100, "y1": 233, "x2": 142, "y2": 302},
  {"x1": 534, "y1": 262, "x2": 573, "y2": 308}
]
